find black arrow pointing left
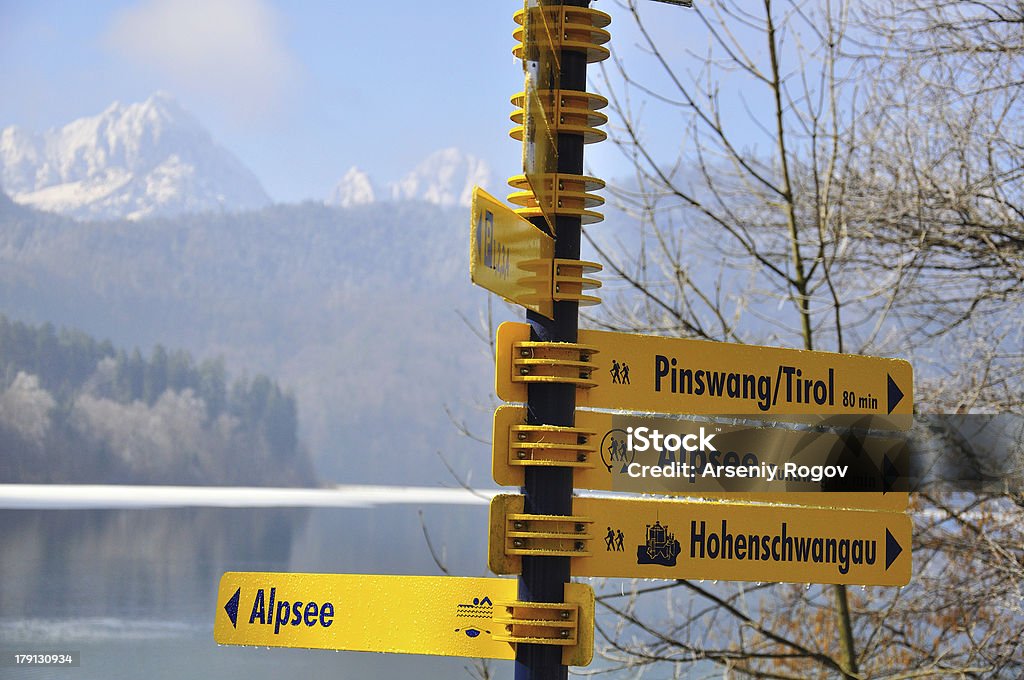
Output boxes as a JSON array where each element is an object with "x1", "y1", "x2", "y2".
[{"x1": 224, "y1": 587, "x2": 240, "y2": 628}]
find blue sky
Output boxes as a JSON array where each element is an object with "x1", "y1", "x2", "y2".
[{"x1": 0, "y1": 0, "x2": 711, "y2": 203}]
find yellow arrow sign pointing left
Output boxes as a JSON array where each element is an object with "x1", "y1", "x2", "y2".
[{"x1": 214, "y1": 572, "x2": 594, "y2": 665}]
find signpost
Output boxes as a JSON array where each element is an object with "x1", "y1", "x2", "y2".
[
  {"x1": 492, "y1": 405, "x2": 909, "y2": 511},
  {"x1": 215, "y1": 572, "x2": 595, "y2": 666},
  {"x1": 489, "y1": 494, "x2": 911, "y2": 586},
  {"x1": 218, "y1": 3, "x2": 915, "y2": 677},
  {"x1": 496, "y1": 321, "x2": 913, "y2": 428}
]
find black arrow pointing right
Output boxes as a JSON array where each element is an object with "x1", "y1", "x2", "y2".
[
  {"x1": 885, "y1": 528, "x2": 903, "y2": 570},
  {"x1": 887, "y1": 374, "x2": 904, "y2": 415}
]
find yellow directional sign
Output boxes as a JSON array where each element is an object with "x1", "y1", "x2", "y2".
[
  {"x1": 492, "y1": 406, "x2": 909, "y2": 511},
  {"x1": 490, "y1": 495, "x2": 910, "y2": 586},
  {"x1": 214, "y1": 572, "x2": 594, "y2": 665},
  {"x1": 471, "y1": 188, "x2": 555, "y2": 318},
  {"x1": 495, "y1": 322, "x2": 913, "y2": 428}
]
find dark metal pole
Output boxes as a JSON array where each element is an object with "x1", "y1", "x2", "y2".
[{"x1": 515, "y1": 2, "x2": 590, "y2": 679}]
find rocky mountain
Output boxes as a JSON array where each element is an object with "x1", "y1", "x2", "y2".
[
  {"x1": 0, "y1": 93, "x2": 491, "y2": 218},
  {"x1": 0, "y1": 93, "x2": 270, "y2": 221},
  {"x1": 327, "y1": 147, "x2": 491, "y2": 209}
]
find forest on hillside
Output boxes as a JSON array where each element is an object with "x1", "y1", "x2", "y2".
[
  {"x1": 0, "y1": 315, "x2": 316, "y2": 485},
  {"x1": 0, "y1": 194, "x2": 492, "y2": 485}
]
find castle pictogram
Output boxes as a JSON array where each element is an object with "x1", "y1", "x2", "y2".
[{"x1": 636, "y1": 520, "x2": 681, "y2": 567}]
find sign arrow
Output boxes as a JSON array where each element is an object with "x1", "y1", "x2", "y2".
[
  {"x1": 887, "y1": 374, "x2": 905, "y2": 414},
  {"x1": 224, "y1": 587, "x2": 240, "y2": 628},
  {"x1": 496, "y1": 322, "x2": 914, "y2": 427},
  {"x1": 885, "y1": 528, "x2": 903, "y2": 570},
  {"x1": 491, "y1": 494, "x2": 912, "y2": 585},
  {"x1": 214, "y1": 573, "x2": 596, "y2": 666}
]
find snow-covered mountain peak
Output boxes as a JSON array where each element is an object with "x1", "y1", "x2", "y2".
[
  {"x1": 0, "y1": 93, "x2": 270, "y2": 220},
  {"x1": 391, "y1": 147, "x2": 490, "y2": 207},
  {"x1": 327, "y1": 167, "x2": 377, "y2": 208},
  {"x1": 326, "y1": 147, "x2": 491, "y2": 209}
]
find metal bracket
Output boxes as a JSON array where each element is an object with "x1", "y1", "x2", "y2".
[
  {"x1": 492, "y1": 600, "x2": 578, "y2": 646},
  {"x1": 505, "y1": 512, "x2": 594, "y2": 558},
  {"x1": 500, "y1": 255, "x2": 601, "y2": 308},
  {"x1": 552, "y1": 258, "x2": 602, "y2": 306},
  {"x1": 509, "y1": 90, "x2": 608, "y2": 144},
  {"x1": 489, "y1": 495, "x2": 595, "y2": 579},
  {"x1": 513, "y1": 6, "x2": 612, "y2": 63},
  {"x1": 510, "y1": 257, "x2": 556, "y2": 310},
  {"x1": 509, "y1": 422, "x2": 598, "y2": 468},
  {"x1": 489, "y1": 582, "x2": 595, "y2": 666},
  {"x1": 511, "y1": 340, "x2": 600, "y2": 387},
  {"x1": 506, "y1": 173, "x2": 605, "y2": 225}
]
